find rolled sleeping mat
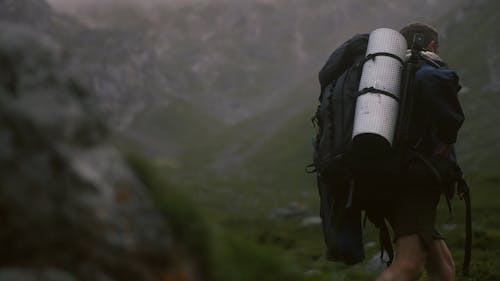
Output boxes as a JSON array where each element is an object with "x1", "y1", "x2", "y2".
[{"x1": 352, "y1": 28, "x2": 407, "y2": 156}]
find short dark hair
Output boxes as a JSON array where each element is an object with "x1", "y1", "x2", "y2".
[{"x1": 400, "y1": 23, "x2": 439, "y2": 49}]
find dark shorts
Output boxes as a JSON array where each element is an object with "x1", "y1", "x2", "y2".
[{"x1": 385, "y1": 185, "x2": 444, "y2": 248}]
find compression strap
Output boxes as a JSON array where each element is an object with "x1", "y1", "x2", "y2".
[
  {"x1": 379, "y1": 219, "x2": 394, "y2": 266},
  {"x1": 362, "y1": 52, "x2": 405, "y2": 66},
  {"x1": 356, "y1": 87, "x2": 400, "y2": 103},
  {"x1": 458, "y1": 179, "x2": 472, "y2": 276}
]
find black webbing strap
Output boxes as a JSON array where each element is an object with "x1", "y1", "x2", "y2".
[
  {"x1": 362, "y1": 52, "x2": 405, "y2": 66},
  {"x1": 356, "y1": 87, "x2": 400, "y2": 103},
  {"x1": 379, "y1": 219, "x2": 394, "y2": 266},
  {"x1": 355, "y1": 52, "x2": 403, "y2": 103},
  {"x1": 445, "y1": 196, "x2": 453, "y2": 220},
  {"x1": 458, "y1": 179, "x2": 472, "y2": 276}
]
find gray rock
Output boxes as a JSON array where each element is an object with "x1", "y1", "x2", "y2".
[
  {"x1": 303, "y1": 269, "x2": 322, "y2": 276},
  {"x1": 0, "y1": 23, "x2": 179, "y2": 281},
  {"x1": 268, "y1": 202, "x2": 308, "y2": 219},
  {"x1": 442, "y1": 223, "x2": 458, "y2": 231},
  {"x1": 300, "y1": 216, "x2": 322, "y2": 227}
]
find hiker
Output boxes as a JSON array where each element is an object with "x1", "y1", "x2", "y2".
[
  {"x1": 373, "y1": 23, "x2": 465, "y2": 281},
  {"x1": 311, "y1": 22, "x2": 467, "y2": 281}
]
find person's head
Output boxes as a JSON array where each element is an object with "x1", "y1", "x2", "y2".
[{"x1": 400, "y1": 23, "x2": 439, "y2": 53}]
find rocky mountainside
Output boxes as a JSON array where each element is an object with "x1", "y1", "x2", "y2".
[
  {"x1": 45, "y1": 0, "x2": 462, "y2": 160},
  {"x1": 51, "y1": 0, "x2": 460, "y2": 123},
  {"x1": 4, "y1": 0, "x2": 461, "y2": 124}
]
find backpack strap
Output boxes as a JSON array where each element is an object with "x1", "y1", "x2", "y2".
[
  {"x1": 354, "y1": 52, "x2": 405, "y2": 103},
  {"x1": 379, "y1": 219, "x2": 394, "y2": 266},
  {"x1": 362, "y1": 52, "x2": 405, "y2": 66},
  {"x1": 366, "y1": 211, "x2": 395, "y2": 267},
  {"x1": 457, "y1": 178, "x2": 472, "y2": 276},
  {"x1": 356, "y1": 87, "x2": 401, "y2": 103}
]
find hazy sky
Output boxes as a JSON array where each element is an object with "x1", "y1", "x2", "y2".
[
  {"x1": 46, "y1": 0, "x2": 278, "y2": 9},
  {"x1": 44, "y1": 0, "x2": 266, "y2": 9},
  {"x1": 46, "y1": 0, "x2": 203, "y2": 13}
]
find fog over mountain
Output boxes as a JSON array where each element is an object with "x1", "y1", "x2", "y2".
[
  {"x1": 42, "y1": 0, "x2": 461, "y2": 126},
  {"x1": 6, "y1": 0, "x2": 496, "y2": 171}
]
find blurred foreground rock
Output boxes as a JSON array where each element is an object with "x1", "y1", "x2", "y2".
[{"x1": 0, "y1": 23, "x2": 195, "y2": 281}]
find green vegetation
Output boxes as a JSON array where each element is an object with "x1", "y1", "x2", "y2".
[
  {"x1": 127, "y1": 151, "x2": 500, "y2": 281},
  {"x1": 128, "y1": 154, "x2": 312, "y2": 281}
]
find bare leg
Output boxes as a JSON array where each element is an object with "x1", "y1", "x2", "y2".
[
  {"x1": 425, "y1": 239, "x2": 455, "y2": 281},
  {"x1": 375, "y1": 235, "x2": 427, "y2": 281}
]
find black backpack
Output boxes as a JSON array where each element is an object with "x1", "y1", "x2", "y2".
[
  {"x1": 312, "y1": 34, "x2": 367, "y2": 180},
  {"x1": 308, "y1": 33, "x2": 371, "y2": 265},
  {"x1": 309, "y1": 33, "x2": 472, "y2": 275},
  {"x1": 309, "y1": 33, "x2": 396, "y2": 265}
]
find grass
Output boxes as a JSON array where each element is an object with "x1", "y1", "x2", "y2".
[
  {"x1": 125, "y1": 145, "x2": 500, "y2": 281},
  {"x1": 127, "y1": 153, "x2": 314, "y2": 281}
]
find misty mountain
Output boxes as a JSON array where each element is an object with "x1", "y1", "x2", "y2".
[
  {"x1": 4, "y1": 0, "x2": 458, "y2": 124},
  {"x1": 46, "y1": 0, "x2": 461, "y2": 160},
  {"x1": 60, "y1": 0, "x2": 460, "y2": 123},
  {"x1": 0, "y1": 0, "x2": 52, "y2": 29},
  {"x1": 3, "y1": 0, "x2": 497, "y2": 182}
]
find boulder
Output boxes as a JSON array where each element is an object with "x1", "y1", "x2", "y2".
[{"x1": 0, "y1": 23, "x2": 181, "y2": 281}]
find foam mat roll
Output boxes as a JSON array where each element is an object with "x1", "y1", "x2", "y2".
[{"x1": 352, "y1": 28, "x2": 407, "y2": 145}]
